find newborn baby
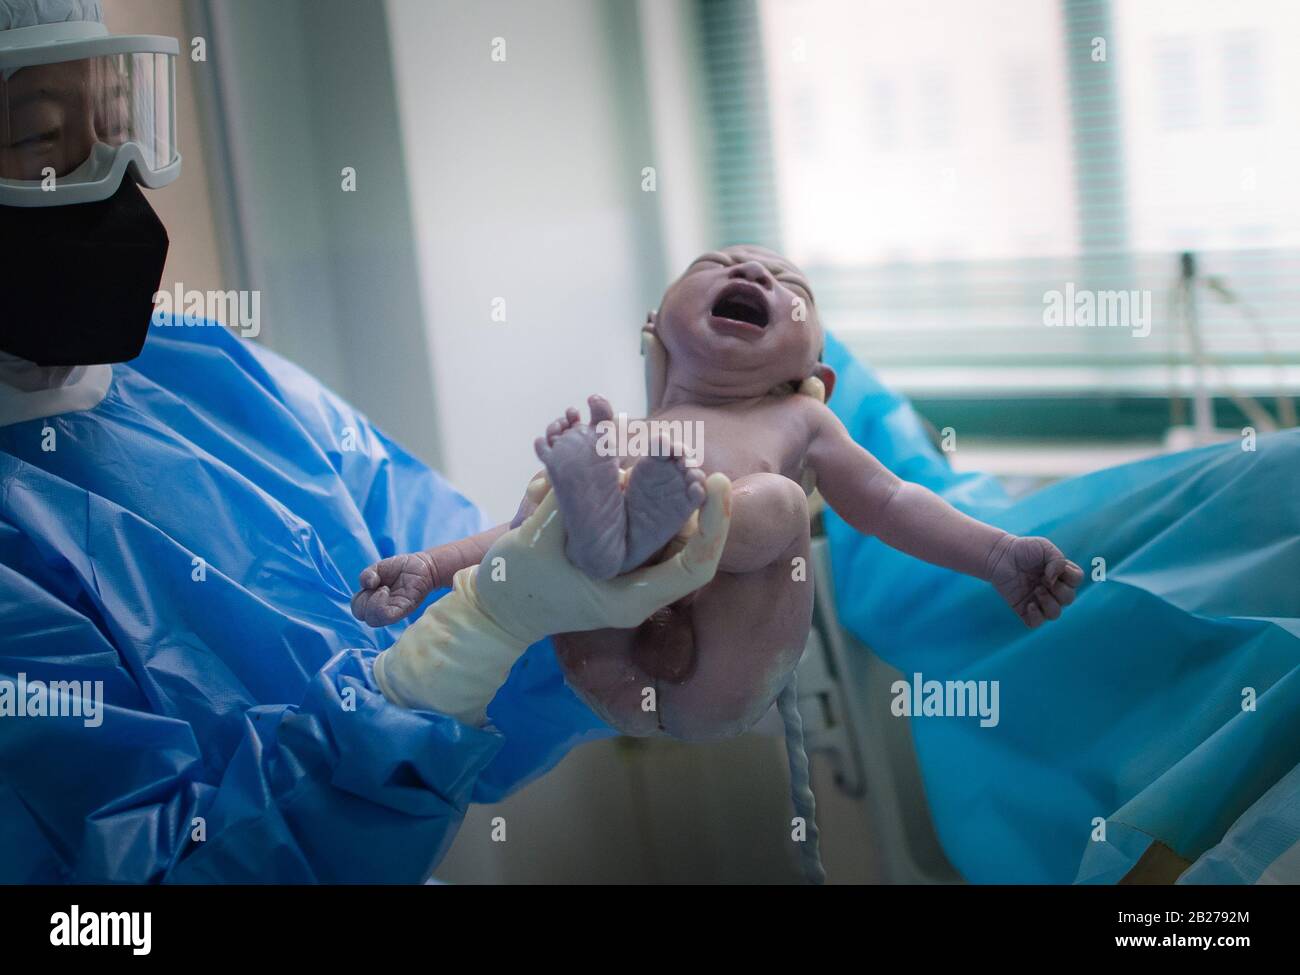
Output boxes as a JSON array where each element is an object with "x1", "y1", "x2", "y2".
[{"x1": 354, "y1": 245, "x2": 1082, "y2": 740}]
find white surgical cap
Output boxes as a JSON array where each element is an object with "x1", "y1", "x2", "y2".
[{"x1": 0, "y1": 0, "x2": 102, "y2": 31}]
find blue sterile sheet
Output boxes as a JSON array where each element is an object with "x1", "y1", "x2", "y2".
[{"x1": 822, "y1": 332, "x2": 1300, "y2": 884}]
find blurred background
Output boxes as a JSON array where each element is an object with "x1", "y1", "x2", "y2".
[{"x1": 101, "y1": 0, "x2": 1300, "y2": 882}]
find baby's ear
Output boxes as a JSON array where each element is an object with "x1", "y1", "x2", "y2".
[{"x1": 813, "y1": 362, "x2": 836, "y2": 404}]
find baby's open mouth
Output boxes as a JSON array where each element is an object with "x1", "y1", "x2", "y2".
[{"x1": 710, "y1": 282, "x2": 770, "y2": 331}]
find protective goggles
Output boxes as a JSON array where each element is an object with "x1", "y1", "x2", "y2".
[{"x1": 0, "y1": 20, "x2": 180, "y2": 207}]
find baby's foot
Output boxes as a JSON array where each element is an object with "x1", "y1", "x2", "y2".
[
  {"x1": 620, "y1": 444, "x2": 707, "y2": 572},
  {"x1": 534, "y1": 395, "x2": 627, "y2": 579}
]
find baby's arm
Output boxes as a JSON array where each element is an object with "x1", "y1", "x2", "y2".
[
  {"x1": 352, "y1": 473, "x2": 553, "y2": 627},
  {"x1": 803, "y1": 401, "x2": 1081, "y2": 627},
  {"x1": 351, "y1": 524, "x2": 510, "y2": 627}
]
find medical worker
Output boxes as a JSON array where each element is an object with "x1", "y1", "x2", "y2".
[{"x1": 0, "y1": 0, "x2": 732, "y2": 883}]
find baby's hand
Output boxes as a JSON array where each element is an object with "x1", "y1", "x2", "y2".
[
  {"x1": 351, "y1": 551, "x2": 439, "y2": 627},
  {"x1": 987, "y1": 535, "x2": 1083, "y2": 628},
  {"x1": 353, "y1": 479, "x2": 553, "y2": 627}
]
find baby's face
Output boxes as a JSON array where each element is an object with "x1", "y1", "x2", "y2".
[{"x1": 655, "y1": 245, "x2": 823, "y2": 399}]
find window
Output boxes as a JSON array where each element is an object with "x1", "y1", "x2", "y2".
[{"x1": 700, "y1": 0, "x2": 1300, "y2": 402}]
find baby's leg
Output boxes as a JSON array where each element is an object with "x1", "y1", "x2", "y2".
[
  {"x1": 620, "y1": 445, "x2": 706, "y2": 573},
  {"x1": 659, "y1": 472, "x2": 813, "y2": 740},
  {"x1": 535, "y1": 397, "x2": 625, "y2": 579},
  {"x1": 535, "y1": 396, "x2": 704, "y2": 580},
  {"x1": 717, "y1": 472, "x2": 810, "y2": 573},
  {"x1": 558, "y1": 472, "x2": 814, "y2": 739}
]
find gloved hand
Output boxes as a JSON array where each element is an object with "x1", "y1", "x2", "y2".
[{"x1": 373, "y1": 470, "x2": 732, "y2": 725}]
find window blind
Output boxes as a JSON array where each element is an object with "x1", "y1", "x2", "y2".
[{"x1": 696, "y1": 0, "x2": 1300, "y2": 396}]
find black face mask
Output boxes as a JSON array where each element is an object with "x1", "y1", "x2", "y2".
[{"x1": 0, "y1": 180, "x2": 170, "y2": 367}]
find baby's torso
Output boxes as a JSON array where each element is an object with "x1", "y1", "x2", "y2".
[
  {"x1": 644, "y1": 394, "x2": 814, "y2": 485},
  {"x1": 557, "y1": 393, "x2": 817, "y2": 740}
]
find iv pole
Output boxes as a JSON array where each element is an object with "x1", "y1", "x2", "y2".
[
  {"x1": 1178, "y1": 252, "x2": 1216, "y2": 443},
  {"x1": 1172, "y1": 250, "x2": 1286, "y2": 447}
]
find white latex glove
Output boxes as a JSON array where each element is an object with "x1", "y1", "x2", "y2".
[{"x1": 374, "y1": 471, "x2": 732, "y2": 725}]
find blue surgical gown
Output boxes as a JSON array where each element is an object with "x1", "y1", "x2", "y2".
[{"x1": 0, "y1": 319, "x2": 612, "y2": 883}]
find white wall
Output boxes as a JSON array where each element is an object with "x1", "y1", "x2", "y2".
[
  {"x1": 387, "y1": 0, "x2": 658, "y2": 522},
  {"x1": 186, "y1": 0, "x2": 447, "y2": 470}
]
